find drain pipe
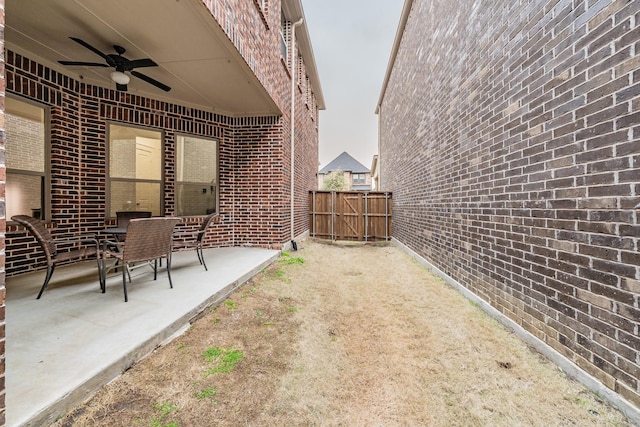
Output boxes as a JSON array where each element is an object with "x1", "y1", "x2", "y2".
[{"x1": 290, "y1": 17, "x2": 304, "y2": 251}]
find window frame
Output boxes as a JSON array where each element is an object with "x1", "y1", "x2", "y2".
[
  {"x1": 106, "y1": 122, "x2": 165, "y2": 218},
  {"x1": 175, "y1": 134, "x2": 219, "y2": 217},
  {"x1": 352, "y1": 173, "x2": 366, "y2": 185},
  {"x1": 280, "y1": 12, "x2": 289, "y2": 63},
  {"x1": 5, "y1": 94, "x2": 51, "y2": 221}
]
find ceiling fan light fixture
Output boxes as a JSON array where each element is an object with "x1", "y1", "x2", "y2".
[{"x1": 110, "y1": 70, "x2": 130, "y2": 85}]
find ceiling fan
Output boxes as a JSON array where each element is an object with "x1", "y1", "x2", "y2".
[{"x1": 58, "y1": 37, "x2": 171, "y2": 92}]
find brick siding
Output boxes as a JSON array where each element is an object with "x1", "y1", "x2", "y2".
[{"x1": 379, "y1": 0, "x2": 640, "y2": 409}]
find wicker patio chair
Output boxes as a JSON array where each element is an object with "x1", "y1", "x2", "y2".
[
  {"x1": 100, "y1": 217, "x2": 181, "y2": 302},
  {"x1": 172, "y1": 213, "x2": 218, "y2": 271},
  {"x1": 113, "y1": 211, "x2": 152, "y2": 241},
  {"x1": 11, "y1": 215, "x2": 102, "y2": 299}
]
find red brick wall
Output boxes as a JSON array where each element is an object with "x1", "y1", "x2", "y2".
[
  {"x1": 201, "y1": 0, "x2": 319, "y2": 243},
  {"x1": 379, "y1": 0, "x2": 640, "y2": 408}
]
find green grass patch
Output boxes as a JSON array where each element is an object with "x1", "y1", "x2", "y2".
[
  {"x1": 279, "y1": 251, "x2": 304, "y2": 265},
  {"x1": 202, "y1": 347, "x2": 244, "y2": 376},
  {"x1": 195, "y1": 386, "x2": 217, "y2": 401},
  {"x1": 150, "y1": 402, "x2": 179, "y2": 427},
  {"x1": 224, "y1": 300, "x2": 237, "y2": 310},
  {"x1": 279, "y1": 256, "x2": 304, "y2": 265}
]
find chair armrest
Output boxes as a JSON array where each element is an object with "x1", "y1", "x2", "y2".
[
  {"x1": 102, "y1": 239, "x2": 122, "y2": 253},
  {"x1": 48, "y1": 236, "x2": 99, "y2": 246}
]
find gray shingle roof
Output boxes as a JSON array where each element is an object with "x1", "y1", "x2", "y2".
[{"x1": 319, "y1": 152, "x2": 370, "y2": 174}]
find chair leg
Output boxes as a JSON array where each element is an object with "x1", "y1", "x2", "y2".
[
  {"x1": 37, "y1": 264, "x2": 56, "y2": 299},
  {"x1": 153, "y1": 259, "x2": 158, "y2": 280},
  {"x1": 198, "y1": 247, "x2": 208, "y2": 271},
  {"x1": 98, "y1": 258, "x2": 106, "y2": 293},
  {"x1": 166, "y1": 255, "x2": 174, "y2": 289},
  {"x1": 122, "y1": 267, "x2": 129, "y2": 302}
]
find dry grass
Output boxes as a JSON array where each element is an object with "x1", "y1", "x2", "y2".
[{"x1": 53, "y1": 240, "x2": 635, "y2": 426}]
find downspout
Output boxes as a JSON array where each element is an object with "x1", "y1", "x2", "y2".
[{"x1": 290, "y1": 17, "x2": 304, "y2": 251}]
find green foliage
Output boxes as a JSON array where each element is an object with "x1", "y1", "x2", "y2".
[
  {"x1": 202, "y1": 347, "x2": 244, "y2": 376},
  {"x1": 279, "y1": 252, "x2": 304, "y2": 265},
  {"x1": 322, "y1": 170, "x2": 347, "y2": 191},
  {"x1": 195, "y1": 387, "x2": 217, "y2": 401},
  {"x1": 279, "y1": 256, "x2": 304, "y2": 265},
  {"x1": 224, "y1": 300, "x2": 237, "y2": 310},
  {"x1": 202, "y1": 347, "x2": 224, "y2": 362},
  {"x1": 150, "y1": 402, "x2": 179, "y2": 427}
]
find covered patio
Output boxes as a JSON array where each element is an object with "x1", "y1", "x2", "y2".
[{"x1": 6, "y1": 246, "x2": 280, "y2": 427}]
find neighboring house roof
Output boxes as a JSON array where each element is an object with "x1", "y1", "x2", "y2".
[{"x1": 319, "y1": 152, "x2": 370, "y2": 174}]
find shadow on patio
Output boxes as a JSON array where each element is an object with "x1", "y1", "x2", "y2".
[{"x1": 6, "y1": 246, "x2": 280, "y2": 427}]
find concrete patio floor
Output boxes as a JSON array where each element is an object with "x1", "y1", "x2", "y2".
[{"x1": 5, "y1": 246, "x2": 280, "y2": 427}]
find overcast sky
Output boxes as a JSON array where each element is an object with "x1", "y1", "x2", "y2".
[{"x1": 302, "y1": 0, "x2": 405, "y2": 170}]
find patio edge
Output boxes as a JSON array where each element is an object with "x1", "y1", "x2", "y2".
[{"x1": 24, "y1": 251, "x2": 280, "y2": 427}]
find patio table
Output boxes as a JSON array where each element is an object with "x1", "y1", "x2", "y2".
[{"x1": 104, "y1": 227, "x2": 127, "y2": 242}]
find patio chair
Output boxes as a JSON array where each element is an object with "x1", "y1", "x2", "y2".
[
  {"x1": 172, "y1": 213, "x2": 218, "y2": 271},
  {"x1": 11, "y1": 215, "x2": 102, "y2": 299},
  {"x1": 101, "y1": 217, "x2": 181, "y2": 302},
  {"x1": 113, "y1": 211, "x2": 152, "y2": 241}
]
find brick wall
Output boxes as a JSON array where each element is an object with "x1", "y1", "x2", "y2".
[
  {"x1": 202, "y1": 0, "x2": 319, "y2": 243},
  {"x1": 379, "y1": 0, "x2": 640, "y2": 409}
]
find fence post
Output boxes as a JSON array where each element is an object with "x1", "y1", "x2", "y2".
[
  {"x1": 385, "y1": 192, "x2": 389, "y2": 241},
  {"x1": 331, "y1": 191, "x2": 335, "y2": 241},
  {"x1": 364, "y1": 192, "x2": 369, "y2": 242},
  {"x1": 311, "y1": 191, "x2": 316, "y2": 238}
]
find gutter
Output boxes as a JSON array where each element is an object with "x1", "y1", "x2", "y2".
[{"x1": 290, "y1": 17, "x2": 304, "y2": 251}]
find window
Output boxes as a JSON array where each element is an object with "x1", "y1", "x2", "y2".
[
  {"x1": 352, "y1": 173, "x2": 366, "y2": 185},
  {"x1": 280, "y1": 12, "x2": 288, "y2": 61},
  {"x1": 108, "y1": 124, "x2": 163, "y2": 217},
  {"x1": 176, "y1": 135, "x2": 218, "y2": 216},
  {"x1": 6, "y1": 97, "x2": 48, "y2": 219}
]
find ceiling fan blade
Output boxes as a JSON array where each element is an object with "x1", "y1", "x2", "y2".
[
  {"x1": 131, "y1": 70, "x2": 171, "y2": 92},
  {"x1": 69, "y1": 37, "x2": 110, "y2": 61},
  {"x1": 116, "y1": 83, "x2": 128, "y2": 92},
  {"x1": 58, "y1": 61, "x2": 110, "y2": 67},
  {"x1": 128, "y1": 58, "x2": 158, "y2": 69}
]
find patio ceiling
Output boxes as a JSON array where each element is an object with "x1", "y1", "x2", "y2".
[{"x1": 5, "y1": 0, "x2": 281, "y2": 117}]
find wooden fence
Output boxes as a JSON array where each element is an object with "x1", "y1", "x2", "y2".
[{"x1": 309, "y1": 191, "x2": 392, "y2": 242}]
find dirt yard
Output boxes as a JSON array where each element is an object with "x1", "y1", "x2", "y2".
[{"x1": 53, "y1": 240, "x2": 635, "y2": 426}]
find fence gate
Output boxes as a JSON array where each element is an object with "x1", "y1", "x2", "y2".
[{"x1": 309, "y1": 191, "x2": 392, "y2": 241}]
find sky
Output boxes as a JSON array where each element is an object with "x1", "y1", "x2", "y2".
[{"x1": 302, "y1": 0, "x2": 405, "y2": 170}]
